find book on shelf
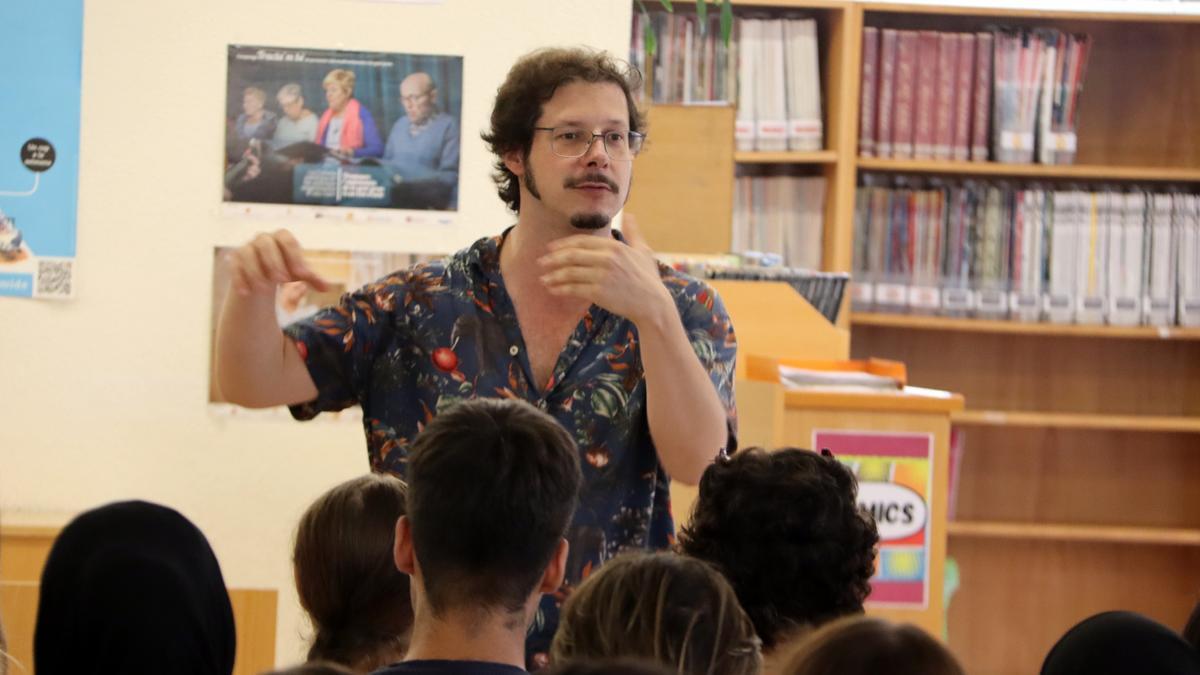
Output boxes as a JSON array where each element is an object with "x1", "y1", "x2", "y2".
[
  {"x1": 859, "y1": 27, "x2": 879, "y2": 158},
  {"x1": 732, "y1": 171, "x2": 826, "y2": 270},
  {"x1": 857, "y1": 25, "x2": 1090, "y2": 165},
  {"x1": 851, "y1": 175, "x2": 1200, "y2": 328},
  {"x1": 632, "y1": 9, "x2": 823, "y2": 152},
  {"x1": 632, "y1": 9, "x2": 735, "y2": 106}
]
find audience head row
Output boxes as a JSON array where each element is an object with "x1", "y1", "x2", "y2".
[{"x1": 27, "y1": 396, "x2": 1200, "y2": 675}]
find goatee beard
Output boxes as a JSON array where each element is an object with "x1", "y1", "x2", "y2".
[{"x1": 570, "y1": 213, "x2": 610, "y2": 230}]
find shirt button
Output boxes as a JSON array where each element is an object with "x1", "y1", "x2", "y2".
[{"x1": 509, "y1": 345, "x2": 519, "y2": 356}]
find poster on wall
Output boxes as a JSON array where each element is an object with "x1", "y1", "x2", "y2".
[
  {"x1": 0, "y1": 0, "x2": 83, "y2": 300},
  {"x1": 208, "y1": 246, "x2": 442, "y2": 417},
  {"x1": 223, "y1": 45, "x2": 463, "y2": 224},
  {"x1": 813, "y1": 429, "x2": 934, "y2": 609}
]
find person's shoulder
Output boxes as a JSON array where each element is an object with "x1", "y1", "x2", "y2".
[{"x1": 659, "y1": 264, "x2": 720, "y2": 303}]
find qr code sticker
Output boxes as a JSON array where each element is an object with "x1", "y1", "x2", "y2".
[{"x1": 36, "y1": 258, "x2": 74, "y2": 299}]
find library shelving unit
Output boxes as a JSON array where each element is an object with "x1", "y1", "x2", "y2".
[{"x1": 632, "y1": 2, "x2": 1200, "y2": 673}]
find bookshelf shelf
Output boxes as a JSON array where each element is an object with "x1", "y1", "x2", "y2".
[
  {"x1": 735, "y1": 150, "x2": 840, "y2": 164},
  {"x1": 948, "y1": 521, "x2": 1200, "y2": 546},
  {"x1": 951, "y1": 410, "x2": 1200, "y2": 433},
  {"x1": 855, "y1": 157, "x2": 1200, "y2": 182},
  {"x1": 860, "y1": 2, "x2": 1200, "y2": 23},
  {"x1": 851, "y1": 312, "x2": 1200, "y2": 340}
]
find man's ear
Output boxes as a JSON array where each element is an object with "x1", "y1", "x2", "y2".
[
  {"x1": 537, "y1": 538, "x2": 570, "y2": 593},
  {"x1": 394, "y1": 515, "x2": 416, "y2": 575},
  {"x1": 502, "y1": 149, "x2": 525, "y2": 179}
]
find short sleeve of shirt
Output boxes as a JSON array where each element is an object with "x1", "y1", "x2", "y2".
[
  {"x1": 283, "y1": 279, "x2": 400, "y2": 420},
  {"x1": 667, "y1": 271, "x2": 739, "y2": 452}
]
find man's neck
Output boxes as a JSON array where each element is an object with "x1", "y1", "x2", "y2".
[
  {"x1": 501, "y1": 209, "x2": 610, "y2": 276},
  {"x1": 404, "y1": 608, "x2": 528, "y2": 668}
]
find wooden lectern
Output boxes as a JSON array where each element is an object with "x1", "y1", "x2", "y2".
[{"x1": 673, "y1": 280, "x2": 963, "y2": 637}]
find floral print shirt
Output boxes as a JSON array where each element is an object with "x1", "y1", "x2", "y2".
[{"x1": 285, "y1": 229, "x2": 737, "y2": 663}]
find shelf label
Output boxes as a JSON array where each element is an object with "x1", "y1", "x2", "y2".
[
  {"x1": 814, "y1": 429, "x2": 934, "y2": 610},
  {"x1": 999, "y1": 130, "x2": 1034, "y2": 152},
  {"x1": 1047, "y1": 131, "x2": 1077, "y2": 152}
]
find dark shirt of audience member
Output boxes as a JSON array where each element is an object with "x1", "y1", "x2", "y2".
[
  {"x1": 550, "y1": 552, "x2": 762, "y2": 675},
  {"x1": 266, "y1": 662, "x2": 358, "y2": 675},
  {"x1": 294, "y1": 474, "x2": 413, "y2": 672},
  {"x1": 677, "y1": 447, "x2": 879, "y2": 655},
  {"x1": 376, "y1": 398, "x2": 583, "y2": 675},
  {"x1": 34, "y1": 500, "x2": 236, "y2": 675},
  {"x1": 778, "y1": 616, "x2": 964, "y2": 675},
  {"x1": 1041, "y1": 611, "x2": 1200, "y2": 675},
  {"x1": 538, "y1": 659, "x2": 674, "y2": 675},
  {"x1": 1184, "y1": 600, "x2": 1200, "y2": 651},
  {"x1": 237, "y1": 86, "x2": 278, "y2": 142},
  {"x1": 317, "y1": 69, "x2": 384, "y2": 160}
]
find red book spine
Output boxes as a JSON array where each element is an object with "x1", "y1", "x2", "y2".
[
  {"x1": 971, "y1": 32, "x2": 993, "y2": 161},
  {"x1": 953, "y1": 33, "x2": 975, "y2": 161},
  {"x1": 913, "y1": 31, "x2": 939, "y2": 159},
  {"x1": 877, "y1": 29, "x2": 899, "y2": 158},
  {"x1": 860, "y1": 27, "x2": 880, "y2": 157},
  {"x1": 893, "y1": 30, "x2": 919, "y2": 159},
  {"x1": 933, "y1": 32, "x2": 957, "y2": 160}
]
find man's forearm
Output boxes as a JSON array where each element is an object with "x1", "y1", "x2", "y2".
[
  {"x1": 637, "y1": 299, "x2": 730, "y2": 486},
  {"x1": 216, "y1": 290, "x2": 317, "y2": 407}
]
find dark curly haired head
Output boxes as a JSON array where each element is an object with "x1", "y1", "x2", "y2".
[{"x1": 677, "y1": 447, "x2": 879, "y2": 650}]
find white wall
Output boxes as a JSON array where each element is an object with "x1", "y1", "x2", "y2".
[{"x1": 0, "y1": 0, "x2": 630, "y2": 664}]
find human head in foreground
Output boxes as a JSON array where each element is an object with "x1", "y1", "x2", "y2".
[
  {"x1": 294, "y1": 473, "x2": 413, "y2": 671},
  {"x1": 1040, "y1": 611, "x2": 1200, "y2": 675},
  {"x1": 678, "y1": 447, "x2": 879, "y2": 651},
  {"x1": 551, "y1": 551, "x2": 762, "y2": 675},
  {"x1": 34, "y1": 500, "x2": 235, "y2": 675},
  {"x1": 779, "y1": 616, "x2": 964, "y2": 675},
  {"x1": 387, "y1": 397, "x2": 582, "y2": 672}
]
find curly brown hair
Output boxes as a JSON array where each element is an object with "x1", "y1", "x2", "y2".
[
  {"x1": 481, "y1": 46, "x2": 646, "y2": 213},
  {"x1": 678, "y1": 448, "x2": 879, "y2": 650}
]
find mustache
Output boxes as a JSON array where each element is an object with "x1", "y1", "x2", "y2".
[{"x1": 564, "y1": 173, "x2": 618, "y2": 192}]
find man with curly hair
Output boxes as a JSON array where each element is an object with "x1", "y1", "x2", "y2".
[
  {"x1": 677, "y1": 447, "x2": 879, "y2": 661},
  {"x1": 216, "y1": 47, "x2": 738, "y2": 667}
]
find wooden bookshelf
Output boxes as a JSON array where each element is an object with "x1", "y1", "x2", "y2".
[
  {"x1": 735, "y1": 150, "x2": 839, "y2": 164},
  {"x1": 948, "y1": 521, "x2": 1200, "y2": 546},
  {"x1": 634, "y1": 5, "x2": 1200, "y2": 672},
  {"x1": 852, "y1": 311, "x2": 1200, "y2": 340},
  {"x1": 856, "y1": 157, "x2": 1200, "y2": 182},
  {"x1": 951, "y1": 410, "x2": 1200, "y2": 432}
]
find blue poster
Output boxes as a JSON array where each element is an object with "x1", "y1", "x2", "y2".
[{"x1": 0, "y1": 0, "x2": 84, "y2": 299}]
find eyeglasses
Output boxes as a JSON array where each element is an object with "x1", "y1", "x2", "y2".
[{"x1": 533, "y1": 127, "x2": 645, "y2": 161}]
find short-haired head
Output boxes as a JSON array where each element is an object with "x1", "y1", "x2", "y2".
[
  {"x1": 405, "y1": 398, "x2": 582, "y2": 616},
  {"x1": 779, "y1": 616, "x2": 964, "y2": 675},
  {"x1": 551, "y1": 552, "x2": 762, "y2": 675},
  {"x1": 481, "y1": 46, "x2": 645, "y2": 213},
  {"x1": 678, "y1": 447, "x2": 879, "y2": 649},
  {"x1": 293, "y1": 473, "x2": 412, "y2": 671},
  {"x1": 322, "y1": 69, "x2": 356, "y2": 96}
]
